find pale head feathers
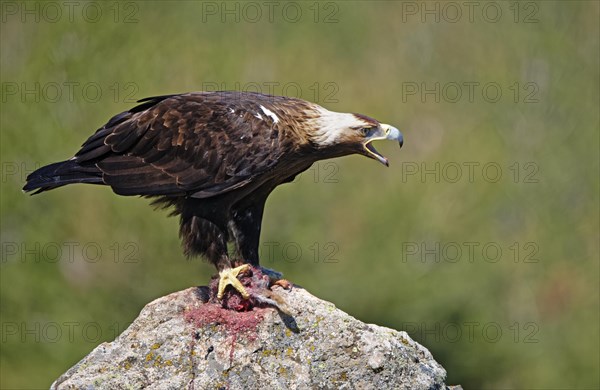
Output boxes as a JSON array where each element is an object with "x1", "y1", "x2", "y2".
[{"x1": 309, "y1": 106, "x2": 379, "y2": 147}]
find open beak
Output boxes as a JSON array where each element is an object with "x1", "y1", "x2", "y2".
[{"x1": 363, "y1": 124, "x2": 404, "y2": 167}]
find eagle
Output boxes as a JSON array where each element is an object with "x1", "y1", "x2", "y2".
[{"x1": 23, "y1": 91, "x2": 403, "y2": 304}]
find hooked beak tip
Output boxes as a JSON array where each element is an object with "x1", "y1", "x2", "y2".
[{"x1": 382, "y1": 124, "x2": 403, "y2": 147}]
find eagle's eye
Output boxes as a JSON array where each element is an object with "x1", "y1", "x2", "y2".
[{"x1": 359, "y1": 127, "x2": 373, "y2": 137}]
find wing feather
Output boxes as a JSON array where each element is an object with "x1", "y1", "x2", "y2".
[{"x1": 74, "y1": 92, "x2": 302, "y2": 197}]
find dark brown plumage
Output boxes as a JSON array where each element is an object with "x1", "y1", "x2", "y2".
[{"x1": 24, "y1": 91, "x2": 403, "y2": 289}]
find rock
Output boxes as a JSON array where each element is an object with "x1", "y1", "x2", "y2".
[{"x1": 51, "y1": 286, "x2": 457, "y2": 389}]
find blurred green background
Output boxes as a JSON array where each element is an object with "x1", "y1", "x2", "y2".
[{"x1": 1, "y1": 1, "x2": 598, "y2": 388}]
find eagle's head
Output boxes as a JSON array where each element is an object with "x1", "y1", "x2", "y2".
[{"x1": 309, "y1": 107, "x2": 404, "y2": 166}]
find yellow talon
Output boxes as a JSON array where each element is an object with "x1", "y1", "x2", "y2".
[{"x1": 217, "y1": 264, "x2": 250, "y2": 299}]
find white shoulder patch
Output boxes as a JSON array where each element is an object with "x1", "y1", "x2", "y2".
[{"x1": 260, "y1": 105, "x2": 279, "y2": 124}]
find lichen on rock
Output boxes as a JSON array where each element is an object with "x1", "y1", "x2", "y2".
[{"x1": 51, "y1": 286, "x2": 457, "y2": 389}]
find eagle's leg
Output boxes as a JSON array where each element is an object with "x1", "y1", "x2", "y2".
[
  {"x1": 178, "y1": 210, "x2": 252, "y2": 301},
  {"x1": 224, "y1": 195, "x2": 292, "y2": 305},
  {"x1": 217, "y1": 264, "x2": 250, "y2": 299}
]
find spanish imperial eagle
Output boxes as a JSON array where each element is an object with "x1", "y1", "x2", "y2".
[{"x1": 23, "y1": 92, "x2": 403, "y2": 303}]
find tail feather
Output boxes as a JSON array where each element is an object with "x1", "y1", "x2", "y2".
[{"x1": 23, "y1": 159, "x2": 103, "y2": 194}]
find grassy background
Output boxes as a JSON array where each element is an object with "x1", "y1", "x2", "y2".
[{"x1": 1, "y1": 1, "x2": 598, "y2": 388}]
